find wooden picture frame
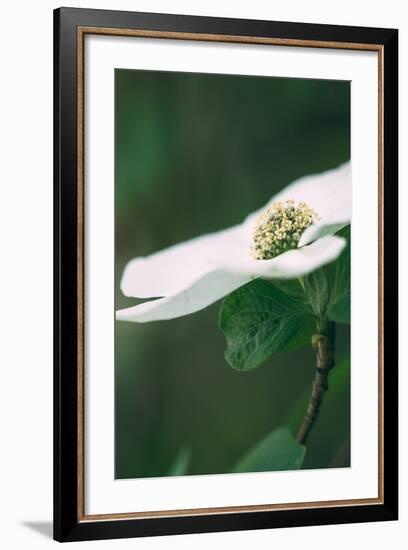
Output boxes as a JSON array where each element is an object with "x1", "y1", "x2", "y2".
[{"x1": 54, "y1": 7, "x2": 398, "y2": 542}]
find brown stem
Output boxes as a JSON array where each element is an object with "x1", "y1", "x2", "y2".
[{"x1": 296, "y1": 322, "x2": 336, "y2": 446}]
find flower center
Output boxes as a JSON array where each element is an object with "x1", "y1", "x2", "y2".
[{"x1": 252, "y1": 200, "x2": 319, "y2": 260}]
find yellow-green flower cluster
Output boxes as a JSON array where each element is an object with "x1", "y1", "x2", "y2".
[{"x1": 252, "y1": 200, "x2": 319, "y2": 260}]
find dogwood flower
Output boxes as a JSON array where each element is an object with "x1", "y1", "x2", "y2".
[{"x1": 116, "y1": 162, "x2": 351, "y2": 323}]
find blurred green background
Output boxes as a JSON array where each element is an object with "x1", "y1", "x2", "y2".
[{"x1": 115, "y1": 69, "x2": 350, "y2": 479}]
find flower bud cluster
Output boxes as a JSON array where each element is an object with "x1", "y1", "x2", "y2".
[{"x1": 252, "y1": 200, "x2": 319, "y2": 260}]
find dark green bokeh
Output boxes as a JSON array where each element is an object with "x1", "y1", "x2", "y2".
[{"x1": 115, "y1": 69, "x2": 350, "y2": 479}]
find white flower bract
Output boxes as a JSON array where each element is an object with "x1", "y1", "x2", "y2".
[{"x1": 116, "y1": 162, "x2": 351, "y2": 323}]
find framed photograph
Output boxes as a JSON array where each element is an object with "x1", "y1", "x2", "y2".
[{"x1": 54, "y1": 7, "x2": 398, "y2": 542}]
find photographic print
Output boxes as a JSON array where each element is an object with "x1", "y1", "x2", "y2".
[
  {"x1": 54, "y1": 8, "x2": 398, "y2": 541},
  {"x1": 114, "y1": 69, "x2": 351, "y2": 480}
]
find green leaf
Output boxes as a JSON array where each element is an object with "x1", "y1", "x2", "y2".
[
  {"x1": 279, "y1": 316, "x2": 315, "y2": 353},
  {"x1": 219, "y1": 279, "x2": 313, "y2": 371},
  {"x1": 300, "y1": 268, "x2": 330, "y2": 319},
  {"x1": 167, "y1": 448, "x2": 191, "y2": 476},
  {"x1": 327, "y1": 226, "x2": 350, "y2": 324},
  {"x1": 233, "y1": 428, "x2": 305, "y2": 473},
  {"x1": 272, "y1": 277, "x2": 308, "y2": 302}
]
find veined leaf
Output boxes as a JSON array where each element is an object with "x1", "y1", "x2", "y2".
[
  {"x1": 272, "y1": 277, "x2": 309, "y2": 302},
  {"x1": 327, "y1": 226, "x2": 350, "y2": 324},
  {"x1": 301, "y1": 268, "x2": 330, "y2": 319},
  {"x1": 280, "y1": 316, "x2": 316, "y2": 353},
  {"x1": 219, "y1": 279, "x2": 313, "y2": 371}
]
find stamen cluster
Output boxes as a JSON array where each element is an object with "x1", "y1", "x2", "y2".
[{"x1": 252, "y1": 200, "x2": 319, "y2": 260}]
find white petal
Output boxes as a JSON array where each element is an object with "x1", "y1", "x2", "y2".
[
  {"x1": 271, "y1": 162, "x2": 351, "y2": 222},
  {"x1": 216, "y1": 235, "x2": 346, "y2": 280},
  {"x1": 120, "y1": 224, "x2": 247, "y2": 298},
  {"x1": 243, "y1": 162, "x2": 351, "y2": 243},
  {"x1": 116, "y1": 235, "x2": 346, "y2": 323},
  {"x1": 116, "y1": 269, "x2": 251, "y2": 322},
  {"x1": 298, "y1": 222, "x2": 348, "y2": 247}
]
